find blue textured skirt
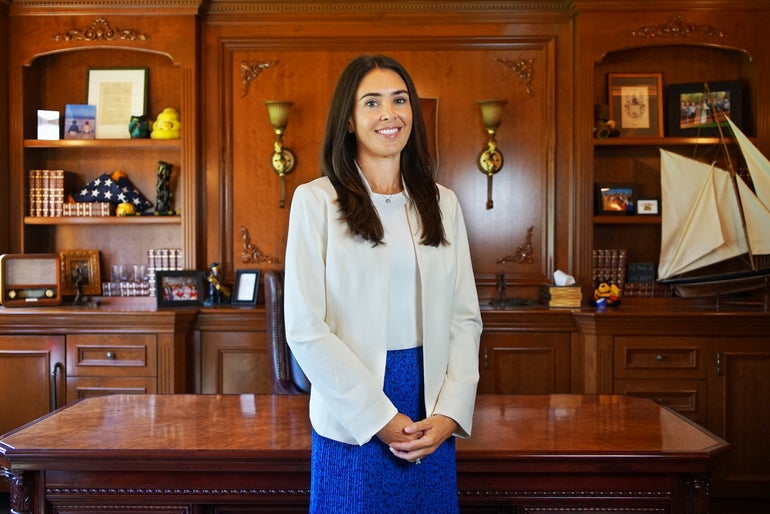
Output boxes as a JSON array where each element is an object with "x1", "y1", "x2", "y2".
[{"x1": 310, "y1": 346, "x2": 458, "y2": 514}]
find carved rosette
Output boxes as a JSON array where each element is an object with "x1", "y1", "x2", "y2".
[
  {"x1": 630, "y1": 16, "x2": 725, "y2": 39},
  {"x1": 53, "y1": 17, "x2": 149, "y2": 42}
]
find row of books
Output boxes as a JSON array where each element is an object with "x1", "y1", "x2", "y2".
[
  {"x1": 592, "y1": 248, "x2": 628, "y2": 293},
  {"x1": 27, "y1": 169, "x2": 79, "y2": 217}
]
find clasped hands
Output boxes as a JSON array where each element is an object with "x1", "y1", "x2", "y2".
[{"x1": 377, "y1": 412, "x2": 458, "y2": 463}]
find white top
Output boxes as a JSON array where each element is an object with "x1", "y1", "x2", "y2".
[{"x1": 371, "y1": 191, "x2": 421, "y2": 350}]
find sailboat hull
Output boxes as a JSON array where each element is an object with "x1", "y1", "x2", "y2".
[{"x1": 660, "y1": 267, "x2": 770, "y2": 297}]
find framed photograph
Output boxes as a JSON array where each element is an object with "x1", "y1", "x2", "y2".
[
  {"x1": 64, "y1": 104, "x2": 96, "y2": 140},
  {"x1": 666, "y1": 80, "x2": 743, "y2": 137},
  {"x1": 637, "y1": 199, "x2": 660, "y2": 215},
  {"x1": 595, "y1": 183, "x2": 636, "y2": 215},
  {"x1": 231, "y1": 269, "x2": 261, "y2": 306},
  {"x1": 156, "y1": 271, "x2": 206, "y2": 307},
  {"x1": 59, "y1": 249, "x2": 101, "y2": 296},
  {"x1": 87, "y1": 67, "x2": 148, "y2": 139},
  {"x1": 608, "y1": 73, "x2": 664, "y2": 137}
]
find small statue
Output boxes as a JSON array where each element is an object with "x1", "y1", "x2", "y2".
[
  {"x1": 594, "y1": 104, "x2": 619, "y2": 139},
  {"x1": 205, "y1": 262, "x2": 231, "y2": 306},
  {"x1": 72, "y1": 262, "x2": 88, "y2": 305},
  {"x1": 150, "y1": 108, "x2": 181, "y2": 139},
  {"x1": 128, "y1": 115, "x2": 151, "y2": 138},
  {"x1": 155, "y1": 161, "x2": 174, "y2": 213}
]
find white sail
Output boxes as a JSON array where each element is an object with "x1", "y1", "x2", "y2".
[
  {"x1": 658, "y1": 149, "x2": 747, "y2": 279},
  {"x1": 726, "y1": 117, "x2": 770, "y2": 255}
]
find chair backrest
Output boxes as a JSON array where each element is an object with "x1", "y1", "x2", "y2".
[{"x1": 264, "y1": 270, "x2": 311, "y2": 394}]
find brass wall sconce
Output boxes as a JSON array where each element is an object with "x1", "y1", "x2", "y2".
[
  {"x1": 265, "y1": 100, "x2": 297, "y2": 208},
  {"x1": 476, "y1": 99, "x2": 507, "y2": 209}
]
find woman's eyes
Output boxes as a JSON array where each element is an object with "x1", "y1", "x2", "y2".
[{"x1": 363, "y1": 96, "x2": 409, "y2": 108}]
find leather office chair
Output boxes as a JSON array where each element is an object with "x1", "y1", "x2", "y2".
[{"x1": 264, "y1": 270, "x2": 311, "y2": 394}]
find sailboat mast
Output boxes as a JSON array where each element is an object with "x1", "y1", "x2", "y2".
[{"x1": 705, "y1": 82, "x2": 757, "y2": 270}]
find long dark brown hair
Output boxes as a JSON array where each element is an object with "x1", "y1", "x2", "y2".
[{"x1": 320, "y1": 54, "x2": 446, "y2": 247}]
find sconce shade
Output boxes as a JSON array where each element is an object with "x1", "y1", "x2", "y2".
[
  {"x1": 265, "y1": 100, "x2": 294, "y2": 130},
  {"x1": 477, "y1": 100, "x2": 507, "y2": 129}
]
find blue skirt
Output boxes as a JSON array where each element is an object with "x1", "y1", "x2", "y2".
[{"x1": 310, "y1": 346, "x2": 458, "y2": 514}]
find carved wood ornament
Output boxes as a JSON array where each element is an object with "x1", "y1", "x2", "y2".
[
  {"x1": 240, "y1": 226, "x2": 280, "y2": 264},
  {"x1": 630, "y1": 15, "x2": 725, "y2": 39},
  {"x1": 240, "y1": 60, "x2": 277, "y2": 97},
  {"x1": 496, "y1": 58, "x2": 535, "y2": 96},
  {"x1": 53, "y1": 17, "x2": 149, "y2": 42},
  {"x1": 497, "y1": 226, "x2": 535, "y2": 265}
]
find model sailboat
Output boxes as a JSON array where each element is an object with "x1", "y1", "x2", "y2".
[{"x1": 658, "y1": 116, "x2": 770, "y2": 297}]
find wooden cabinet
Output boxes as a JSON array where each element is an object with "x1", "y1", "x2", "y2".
[
  {"x1": 7, "y1": 6, "x2": 201, "y2": 272},
  {"x1": 574, "y1": 304, "x2": 770, "y2": 498},
  {"x1": 66, "y1": 333, "x2": 158, "y2": 400},
  {"x1": 194, "y1": 308, "x2": 271, "y2": 394},
  {"x1": 0, "y1": 307, "x2": 195, "y2": 431},
  {"x1": 478, "y1": 309, "x2": 575, "y2": 395},
  {"x1": 709, "y1": 337, "x2": 770, "y2": 497},
  {"x1": 0, "y1": 335, "x2": 65, "y2": 437},
  {"x1": 613, "y1": 336, "x2": 708, "y2": 423}
]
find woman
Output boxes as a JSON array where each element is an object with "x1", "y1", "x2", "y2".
[{"x1": 284, "y1": 54, "x2": 482, "y2": 513}]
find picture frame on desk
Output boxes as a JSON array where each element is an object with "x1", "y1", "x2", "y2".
[
  {"x1": 608, "y1": 72, "x2": 664, "y2": 137},
  {"x1": 666, "y1": 80, "x2": 743, "y2": 137},
  {"x1": 595, "y1": 183, "x2": 636, "y2": 215},
  {"x1": 156, "y1": 270, "x2": 205, "y2": 307},
  {"x1": 59, "y1": 249, "x2": 101, "y2": 296},
  {"x1": 636, "y1": 199, "x2": 659, "y2": 215},
  {"x1": 87, "y1": 67, "x2": 148, "y2": 139},
  {"x1": 231, "y1": 269, "x2": 261, "y2": 306}
]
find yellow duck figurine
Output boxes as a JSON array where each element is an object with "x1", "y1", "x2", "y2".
[{"x1": 150, "y1": 108, "x2": 181, "y2": 139}]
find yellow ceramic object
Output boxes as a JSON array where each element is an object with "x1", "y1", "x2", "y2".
[
  {"x1": 116, "y1": 203, "x2": 136, "y2": 216},
  {"x1": 150, "y1": 108, "x2": 181, "y2": 140}
]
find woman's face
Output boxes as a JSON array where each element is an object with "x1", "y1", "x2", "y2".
[{"x1": 349, "y1": 67, "x2": 413, "y2": 161}]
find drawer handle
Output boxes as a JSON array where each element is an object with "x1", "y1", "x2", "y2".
[
  {"x1": 106, "y1": 351, "x2": 116, "y2": 360},
  {"x1": 656, "y1": 354, "x2": 665, "y2": 362}
]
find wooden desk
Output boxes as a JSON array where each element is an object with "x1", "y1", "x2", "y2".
[{"x1": 0, "y1": 394, "x2": 729, "y2": 514}]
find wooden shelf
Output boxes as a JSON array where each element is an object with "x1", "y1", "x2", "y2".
[
  {"x1": 593, "y1": 215, "x2": 661, "y2": 225},
  {"x1": 24, "y1": 215, "x2": 181, "y2": 225},
  {"x1": 24, "y1": 139, "x2": 180, "y2": 149},
  {"x1": 594, "y1": 137, "x2": 729, "y2": 146}
]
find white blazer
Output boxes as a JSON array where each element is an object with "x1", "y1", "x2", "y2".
[{"x1": 284, "y1": 176, "x2": 482, "y2": 445}]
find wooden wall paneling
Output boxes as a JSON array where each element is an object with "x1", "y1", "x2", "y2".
[
  {"x1": 0, "y1": 1, "x2": 8, "y2": 255},
  {"x1": 202, "y1": 5, "x2": 577, "y2": 303}
]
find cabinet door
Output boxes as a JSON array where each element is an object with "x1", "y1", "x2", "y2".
[
  {"x1": 200, "y1": 331, "x2": 271, "y2": 394},
  {"x1": 478, "y1": 332, "x2": 570, "y2": 394},
  {"x1": 709, "y1": 338, "x2": 770, "y2": 496},
  {"x1": 0, "y1": 335, "x2": 65, "y2": 435}
]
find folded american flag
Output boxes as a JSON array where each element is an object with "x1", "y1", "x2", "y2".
[{"x1": 72, "y1": 170, "x2": 152, "y2": 211}]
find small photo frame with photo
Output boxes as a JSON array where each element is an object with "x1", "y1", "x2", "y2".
[
  {"x1": 231, "y1": 269, "x2": 261, "y2": 306},
  {"x1": 666, "y1": 80, "x2": 743, "y2": 137},
  {"x1": 637, "y1": 199, "x2": 660, "y2": 215},
  {"x1": 59, "y1": 249, "x2": 101, "y2": 296},
  {"x1": 156, "y1": 270, "x2": 206, "y2": 307},
  {"x1": 595, "y1": 183, "x2": 636, "y2": 215},
  {"x1": 64, "y1": 104, "x2": 96, "y2": 140},
  {"x1": 608, "y1": 72, "x2": 664, "y2": 137}
]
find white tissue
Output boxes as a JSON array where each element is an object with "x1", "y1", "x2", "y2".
[{"x1": 553, "y1": 270, "x2": 576, "y2": 286}]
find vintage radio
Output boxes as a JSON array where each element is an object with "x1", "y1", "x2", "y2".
[{"x1": 0, "y1": 254, "x2": 62, "y2": 307}]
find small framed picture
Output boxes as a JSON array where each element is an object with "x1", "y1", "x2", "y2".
[
  {"x1": 231, "y1": 269, "x2": 261, "y2": 306},
  {"x1": 666, "y1": 80, "x2": 743, "y2": 137},
  {"x1": 59, "y1": 249, "x2": 101, "y2": 296},
  {"x1": 64, "y1": 104, "x2": 96, "y2": 140},
  {"x1": 608, "y1": 72, "x2": 664, "y2": 137},
  {"x1": 156, "y1": 270, "x2": 206, "y2": 307},
  {"x1": 637, "y1": 199, "x2": 660, "y2": 215},
  {"x1": 595, "y1": 183, "x2": 636, "y2": 215}
]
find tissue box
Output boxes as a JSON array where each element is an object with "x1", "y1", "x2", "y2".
[{"x1": 540, "y1": 285, "x2": 582, "y2": 308}]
